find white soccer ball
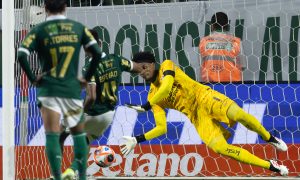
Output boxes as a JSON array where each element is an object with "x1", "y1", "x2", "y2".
[{"x1": 93, "y1": 145, "x2": 116, "y2": 168}]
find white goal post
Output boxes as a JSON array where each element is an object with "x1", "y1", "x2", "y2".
[{"x1": 2, "y1": 0, "x2": 15, "y2": 179}]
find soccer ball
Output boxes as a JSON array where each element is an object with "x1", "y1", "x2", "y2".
[{"x1": 93, "y1": 145, "x2": 116, "y2": 168}]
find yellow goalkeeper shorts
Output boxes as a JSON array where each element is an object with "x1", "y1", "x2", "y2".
[{"x1": 192, "y1": 89, "x2": 235, "y2": 145}]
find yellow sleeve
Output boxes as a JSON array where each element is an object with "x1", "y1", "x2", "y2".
[
  {"x1": 144, "y1": 105, "x2": 167, "y2": 140},
  {"x1": 149, "y1": 60, "x2": 175, "y2": 106},
  {"x1": 149, "y1": 75, "x2": 174, "y2": 105}
]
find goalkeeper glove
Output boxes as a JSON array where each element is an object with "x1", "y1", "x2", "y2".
[
  {"x1": 125, "y1": 101, "x2": 151, "y2": 112},
  {"x1": 119, "y1": 136, "x2": 137, "y2": 156}
]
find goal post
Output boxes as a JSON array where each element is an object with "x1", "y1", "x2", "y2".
[
  {"x1": 2, "y1": 0, "x2": 15, "y2": 179},
  {"x1": 4, "y1": 0, "x2": 300, "y2": 178}
]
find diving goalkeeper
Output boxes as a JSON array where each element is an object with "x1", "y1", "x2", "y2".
[{"x1": 120, "y1": 51, "x2": 289, "y2": 176}]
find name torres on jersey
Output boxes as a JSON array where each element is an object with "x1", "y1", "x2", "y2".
[{"x1": 43, "y1": 23, "x2": 79, "y2": 46}]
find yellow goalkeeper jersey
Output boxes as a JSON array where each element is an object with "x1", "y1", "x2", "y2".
[
  {"x1": 144, "y1": 60, "x2": 234, "y2": 141},
  {"x1": 148, "y1": 60, "x2": 211, "y2": 120}
]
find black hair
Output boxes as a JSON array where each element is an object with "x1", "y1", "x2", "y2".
[
  {"x1": 89, "y1": 29, "x2": 100, "y2": 44},
  {"x1": 45, "y1": 0, "x2": 67, "y2": 13},
  {"x1": 132, "y1": 52, "x2": 155, "y2": 63},
  {"x1": 211, "y1": 12, "x2": 229, "y2": 31}
]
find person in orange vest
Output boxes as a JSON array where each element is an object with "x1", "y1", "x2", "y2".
[{"x1": 199, "y1": 12, "x2": 244, "y2": 83}]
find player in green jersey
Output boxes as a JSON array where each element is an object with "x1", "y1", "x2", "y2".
[
  {"x1": 81, "y1": 30, "x2": 139, "y2": 143},
  {"x1": 17, "y1": 1, "x2": 102, "y2": 180},
  {"x1": 59, "y1": 29, "x2": 139, "y2": 177}
]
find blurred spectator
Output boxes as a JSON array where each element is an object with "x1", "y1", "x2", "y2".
[{"x1": 199, "y1": 12, "x2": 244, "y2": 83}]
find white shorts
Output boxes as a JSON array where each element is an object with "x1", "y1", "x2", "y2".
[
  {"x1": 38, "y1": 97, "x2": 84, "y2": 128},
  {"x1": 84, "y1": 110, "x2": 115, "y2": 138}
]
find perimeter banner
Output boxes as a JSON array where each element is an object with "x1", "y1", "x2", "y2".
[{"x1": 12, "y1": 144, "x2": 300, "y2": 178}]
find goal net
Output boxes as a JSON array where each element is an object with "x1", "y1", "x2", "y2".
[{"x1": 4, "y1": 0, "x2": 300, "y2": 178}]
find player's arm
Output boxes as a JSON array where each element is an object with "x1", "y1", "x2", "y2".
[
  {"x1": 82, "y1": 60, "x2": 97, "y2": 111},
  {"x1": 139, "y1": 108, "x2": 167, "y2": 141},
  {"x1": 83, "y1": 44, "x2": 101, "y2": 82},
  {"x1": 148, "y1": 73, "x2": 174, "y2": 105},
  {"x1": 141, "y1": 61, "x2": 175, "y2": 110},
  {"x1": 131, "y1": 61, "x2": 140, "y2": 73},
  {"x1": 126, "y1": 74, "x2": 174, "y2": 112},
  {"x1": 84, "y1": 81, "x2": 96, "y2": 112},
  {"x1": 17, "y1": 50, "x2": 36, "y2": 83},
  {"x1": 17, "y1": 30, "x2": 38, "y2": 84},
  {"x1": 118, "y1": 56, "x2": 140, "y2": 73},
  {"x1": 126, "y1": 60, "x2": 175, "y2": 112},
  {"x1": 82, "y1": 27, "x2": 102, "y2": 81},
  {"x1": 199, "y1": 38, "x2": 205, "y2": 65},
  {"x1": 120, "y1": 105, "x2": 167, "y2": 156}
]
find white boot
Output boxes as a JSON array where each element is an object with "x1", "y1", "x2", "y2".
[
  {"x1": 269, "y1": 159, "x2": 289, "y2": 176},
  {"x1": 268, "y1": 136, "x2": 288, "y2": 151}
]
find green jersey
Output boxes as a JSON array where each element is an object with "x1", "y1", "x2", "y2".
[
  {"x1": 82, "y1": 53, "x2": 132, "y2": 115},
  {"x1": 18, "y1": 15, "x2": 99, "y2": 99}
]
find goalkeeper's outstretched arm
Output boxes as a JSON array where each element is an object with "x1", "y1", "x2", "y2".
[
  {"x1": 148, "y1": 74, "x2": 174, "y2": 106},
  {"x1": 147, "y1": 60, "x2": 176, "y2": 107},
  {"x1": 136, "y1": 111, "x2": 167, "y2": 142},
  {"x1": 134, "y1": 74, "x2": 174, "y2": 111},
  {"x1": 120, "y1": 107, "x2": 167, "y2": 156}
]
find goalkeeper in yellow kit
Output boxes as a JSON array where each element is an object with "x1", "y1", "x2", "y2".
[{"x1": 120, "y1": 51, "x2": 289, "y2": 176}]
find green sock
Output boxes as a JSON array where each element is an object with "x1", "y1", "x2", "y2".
[
  {"x1": 45, "y1": 132, "x2": 62, "y2": 180},
  {"x1": 72, "y1": 133, "x2": 88, "y2": 180}
]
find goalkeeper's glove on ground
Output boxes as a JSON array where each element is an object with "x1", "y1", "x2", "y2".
[
  {"x1": 125, "y1": 101, "x2": 151, "y2": 112},
  {"x1": 120, "y1": 136, "x2": 137, "y2": 156},
  {"x1": 120, "y1": 135, "x2": 146, "y2": 156}
]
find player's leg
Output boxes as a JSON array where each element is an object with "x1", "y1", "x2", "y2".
[
  {"x1": 63, "y1": 110, "x2": 115, "y2": 177},
  {"x1": 227, "y1": 103, "x2": 287, "y2": 151},
  {"x1": 59, "y1": 125, "x2": 70, "y2": 154},
  {"x1": 199, "y1": 90, "x2": 288, "y2": 175},
  {"x1": 84, "y1": 111, "x2": 115, "y2": 143},
  {"x1": 59, "y1": 98, "x2": 88, "y2": 180},
  {"x1": 208, "y1": 133, "x2": 288, "y2": 176},
  {"x1": 196, "y1": 115, "x2": 288, "y2": 176},
  {"x1": 196, "y1": 115, "x2": 270, "y2": 169},
  {"x1": 69, "y1": 121, "x2": 88, "y2": 180},
  {"x1": 38, "y1": 97, "x2": 63, "y2": 180}
]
